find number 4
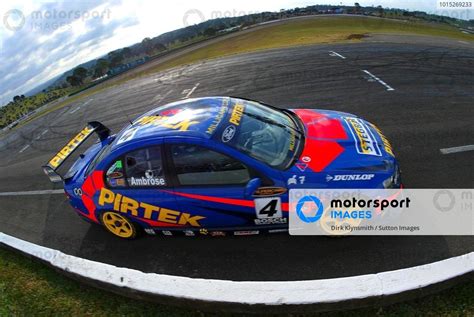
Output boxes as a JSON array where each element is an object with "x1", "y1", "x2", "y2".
[{"x1": 255, "y1": 198, "x2": 282, "y2": 219}]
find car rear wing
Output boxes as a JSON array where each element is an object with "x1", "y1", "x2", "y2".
[{"x1": 42, "y1": 121, "x2": 110, "y2": 183}]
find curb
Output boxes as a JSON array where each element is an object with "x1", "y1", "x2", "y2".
[{"x1": 1, "y1": 232, "x2": 473, "y2": 313}]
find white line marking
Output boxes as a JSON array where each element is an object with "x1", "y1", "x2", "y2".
[
  {"x1": 69, "y1": 106, "x2": 81, "y2": 114},
  {"x1": 182, "y1": 83, "x2": 200, "y2": 99},
  {"x1": 0, "y1": 189, "x2": 64, "y2": 196},
  {"x1": 329, "y1": 51, "x2": 346, "y2": 59},
  {"x1": 152, "y1": 90, "x2": 173, "y2": 104},
  {"x1": 458, "y1": 41, "x2": 469, "y2": 45},
  {"x1": 34, "y1": 129, "x2": 49, "y2": 140},
  {"x1": 69, "y1": 99, "x2": 93, "y2": 114},
  {"x1": 0, "y1": 232, "x2": 472, "y2": 306},
  {"x1": 18, "y1": 144, "x2": 30, "y2": 153},
  {"x1": 440, "y1": 144, "x2": 474, "y2": 154},
  {"x1": 362, "y1": 70, "x2": 395, "y2": 91}
]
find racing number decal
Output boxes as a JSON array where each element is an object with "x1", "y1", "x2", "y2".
[{"x1": 254, "y1": 198, "x2": 282, "y2": 219}]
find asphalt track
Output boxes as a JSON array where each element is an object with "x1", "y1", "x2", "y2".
[{"x1": 0, "y1": 34, "x2": 473, "y2": 281}]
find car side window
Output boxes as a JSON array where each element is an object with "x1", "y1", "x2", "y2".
[
  {"x1": 170, "y1": 144, "x2": 250, "y2": 186},
  {"x1": 125, "y1": 146, "x2": 167, "y2": 187},
  {"x1": 106, "y1": 158, "x2": 126, "y2": 188}
]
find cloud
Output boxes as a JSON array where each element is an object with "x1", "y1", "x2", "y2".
[
  {"x1": 0, "y1": 0, "x2": 470, "y2": 106},
  {"x1": 0, "y1": 0, "x2": 137, "y2": 105}
]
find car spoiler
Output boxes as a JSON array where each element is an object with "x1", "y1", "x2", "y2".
[{"x1": 42, "y1": 121, "x2": 110, "y2": 183}]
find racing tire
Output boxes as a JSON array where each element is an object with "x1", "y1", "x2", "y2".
[{"x1": 100, "y1": 211, "x2": 140, "y2": 239}]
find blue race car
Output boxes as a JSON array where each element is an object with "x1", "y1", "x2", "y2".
[{"x1": 43, "y1": 97, "x2": 401, "y2": 238}]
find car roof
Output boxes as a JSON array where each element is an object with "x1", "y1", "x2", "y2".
[{"x1": 111, "y1": 97, "x2": 232, "y2": 149}]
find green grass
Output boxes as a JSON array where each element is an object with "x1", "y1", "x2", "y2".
[
  {"x1": 0, "y1": 247, "x2": 473, "y2": 316},
  {"x1": 5, "y1": 16, "x2": 473, "y2": 130},
  {"x1": 131, "y1": 16, "x2": 473, "y2": 75}
]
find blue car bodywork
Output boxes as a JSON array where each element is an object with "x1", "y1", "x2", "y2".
[{"x1": 43, "y1": 97, "x2": 401, "y2": 237}]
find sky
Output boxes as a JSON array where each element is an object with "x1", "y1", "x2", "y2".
[{"x1": 0, "y1": 0, "x2": 471, "y2": 107}]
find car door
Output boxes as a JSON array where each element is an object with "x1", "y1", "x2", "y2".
[
  {"x1": 101, "y1": 144, "x2": 182, "y2": 230},
  {"x1": 165, "y1": 142, "x2": 283, "y2": 231}
]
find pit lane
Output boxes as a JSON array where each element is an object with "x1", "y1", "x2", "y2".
[{"x1": 0, "y1": 34, "x2": 473, "y2": 282}]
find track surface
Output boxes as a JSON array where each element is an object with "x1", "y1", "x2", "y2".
[{"x1": 0, "y1": 35, "x2": 473, "y2": 281}]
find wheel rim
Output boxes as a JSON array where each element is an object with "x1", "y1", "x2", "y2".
[{"x1": 102, "y1": 212, "x2": 134, "y2": 238}]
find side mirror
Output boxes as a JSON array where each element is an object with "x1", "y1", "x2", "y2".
[{"x1": 245, "y1": 178, "x2": 261, "y2": 197}]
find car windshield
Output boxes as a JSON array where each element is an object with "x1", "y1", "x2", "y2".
[{"x1": 218, "y1": 99, "x2": 303, "y2": 170}]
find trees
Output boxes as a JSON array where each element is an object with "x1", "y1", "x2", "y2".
[
  {"x1": 66, "y1": 75, "x2": 82, "y2": 87},
  {"x1": 377, "y1": 5, "x2": 384, "y2": 17},
  {"x1": 153, "y1": 42, "x2": 166, "y2": 52},
  {"x1": 141, "y1": 37, "x2": 153, "y2": 55},
  {"x1": 12, "y1": 95, "x2": 25, "y2": 103},
  {"x1": 93, "y1": 58, "x2": 109, "y2": 78},
  {"x1": 73, "y1": 67, "x2": 88, "y2": 81},
  {"x1": 107, "y1": 50, "x2": 124, "y2": 68},
  {"x1": 122, "y1": 47, "x2": 132, "y2": 58},
  {"x1": 203, "y1": 26, "x2": 217, "y2": 37},
  {"x1": 354, "y1": 2, "x2": 361, "y2": 14}
]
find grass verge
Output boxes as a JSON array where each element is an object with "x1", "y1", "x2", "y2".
[
  {"x1": 11, "y1": 16, "x2": 474, "y2": 129},
  {"x1": 0, "y1": 247, "x2": 473, "y2": 316}
]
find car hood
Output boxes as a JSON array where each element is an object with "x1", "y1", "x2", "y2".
[{"x1": 284, "y1": 109, "x2": 397, "y2": 187}]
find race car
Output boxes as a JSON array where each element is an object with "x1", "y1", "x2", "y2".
[{"x1": 43, "y1": 97, "x2": 401, "y2": 239}]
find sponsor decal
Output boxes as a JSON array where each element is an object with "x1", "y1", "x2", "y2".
[
  {"x1": 144, "y1": 228, "x2": 156, "y2": 235},
  {"x1": 229, "y1": 103, "x2": 244, "y2": 125},
  {"x1": 98, "y1": 188, "x2": 205, "y2": 226},
  {"x1": 48, "y1": 126, "x2": 94, "y2": 169},
  {"x1": 128, "y1": 176, "x2": 166, "y2": 186},
  {"x1": 184, "y1": 230, "x2": 195, "y2": 236},
  {"x1": 254, "y1": 217, "x2": 287, "y2": 225},
  {"x1": 109, "y1": 178, "x2": 126, "y2": 187},
  {"x1": 108, "y1": 172, "x2": 123, "y2": 179},
  {"x1": 371, "y1": 123, "x2": 395, "y2": 156},
  {"x1": 206, "y1": 104, "x2": 227, "y2": 134},
  {"x1": 73, "y1": 188, "x2": 82, "y2": 197},
  {"x1": 253, "y1": 187, "x2": 287, "y2": 197},
  {"x1": 255, "y1": 197, "x2": 282, "y2": 218},
  {"x1": 234, "y1": 230, "x2": 259, "y2": 236},
  {"x1": 162, "y1": 230, "x2": 173, "y2": 236},
  {"x1": 199, "y1": 228, "x2": 208, "y2": 235},
  {"x1": 344, "y1": 117, "x2": 382, "y2": 156},
  {"x1": 268, "y1": 228, "x2": 288, "y2": 233},
  {"x1": 301, "y1": 156, "x2": 311, "y2": 163},
  {"x1": 210, "y1": 231, "x2": 226, "y2": 237},
  {"x1": 326, "y1": 174, "x2": 375, "y2": 182},
  {"x1": 134, "y1": 115, "x2": 198, "y2": 131},
  {"x1": 160, "y1": 108, "x2": 182, "y2": 116},
  {"x1": 295, "y1": 162, "x2": 308, "y2": 172},
  {"x1": 107, "y1": 160, "x2": 123, "y2": 174},
  {"x1": 117, "y1": 126, "x2": 138, "y2": 144},
  {"x1": 288, "y1": 175, "x2": 305, "y2": 185},
  {"x1": 221, "y1": 125, "x2": 236, "y2": 143}
]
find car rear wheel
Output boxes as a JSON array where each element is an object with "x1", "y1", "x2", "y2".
[{"x1": 101, "y1": 211, "x2": 139, "y2": 239}]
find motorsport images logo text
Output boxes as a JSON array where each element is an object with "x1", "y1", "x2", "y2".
[{"x1": 296, "y1": 195, "x2": 411, "y2": 222}]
